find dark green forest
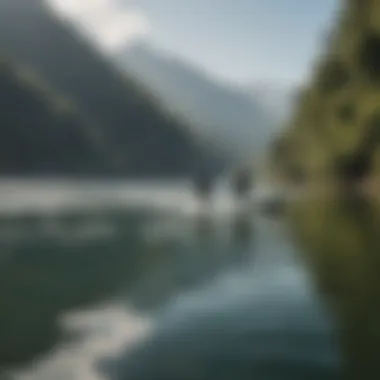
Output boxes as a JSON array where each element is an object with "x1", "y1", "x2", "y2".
[
  {"x1": 269, "y1": 0, "x2": 380, "y2": 186},
  {"x1": 0, "y1": 0, "x2": 222, "y2": 177}
]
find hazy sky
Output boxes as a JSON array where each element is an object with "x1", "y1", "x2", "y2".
[{"x1": 48, "y1": 0, "x2": 339, "y2": 87}]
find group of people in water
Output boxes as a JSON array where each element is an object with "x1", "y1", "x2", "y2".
[{"x1": 193, "y1": 167, "x2": 254, "y2": 203}]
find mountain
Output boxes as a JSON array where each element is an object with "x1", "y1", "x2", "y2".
[
  {"x1": 0, "y1": 56, "x2": 117, "y2": 176},
  {"x1": 116, "y1": 43, "x2": 276, "y2": 163},
  {"x1": 269, "y1": 0, "x2": 380, "y2": 185},
  {"x1": 0, "y1": 0, "x2": 222, "y2": 178},
  {"x1": 245, "y1": 83, "x2": 297, "y2": 126}
]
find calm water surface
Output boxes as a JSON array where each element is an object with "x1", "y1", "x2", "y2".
[{"x1": 0, "y1": 180, "x2": 373, "y2": 379}]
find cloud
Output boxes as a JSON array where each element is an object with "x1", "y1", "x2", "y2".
[{"x1": 47, "y1": 0, "x2": 150, "y2": 52}]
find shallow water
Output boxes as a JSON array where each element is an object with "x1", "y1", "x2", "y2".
[{"x1": 0, "y1": 180, "x2": 368, "y2": 379}]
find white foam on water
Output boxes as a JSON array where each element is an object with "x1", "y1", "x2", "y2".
[{"x1": 9, "y1": 304, "x2": 152, "y2": 380}]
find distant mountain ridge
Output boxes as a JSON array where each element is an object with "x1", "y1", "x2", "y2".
[
  {"x1": 244, "y1": 83, "x2": 297, "y2": 125},
  {"x1": 116, "y1": 43, "x2": 278, "y2": 163},
  {"x1": 0, "y1": 0, "x2": 223, "y2": 178}
]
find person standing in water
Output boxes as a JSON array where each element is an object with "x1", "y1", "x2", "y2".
[
  {"x1": 231, "y1": 168, "x2": 254, "y2": 202},
  {"x1": 193, "y1": 170, "x2": 214, "y2": 202}
]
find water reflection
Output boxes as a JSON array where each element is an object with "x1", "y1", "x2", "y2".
[
  {"x1": 0, "y1": 205, "x2": 259, "y2": 377},
  {"x1": 0, "y1": 184, "x2": 347, "y2": 380},
  {"x1": 99, "y1": 259, "x2": 339, "y2": 380},
  {"x1": 126, "y1": 211, "x2": 255, "y2": 314},
  {"x1": 194, "y1": 213, "x2": 214, "y2": 241},
  {"x1": 97, "y1": 207, "x2": 339, "y2": 380},
  {"x1": 231, "y1": 212, "x2": 252, "y2": 249},
  {"x1": 0, "y1": 211, "x2": 149, "y2": 373},
  {"x1": 194, "y1": 211, "x2": 253, "y2": 253},
  {"x1": 289, "y1": 196, "x2": 380, "y2": 379}
]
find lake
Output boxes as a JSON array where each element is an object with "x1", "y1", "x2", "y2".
[{"x1": 0, "y1": 180, "x2": 376, "y2": 379}]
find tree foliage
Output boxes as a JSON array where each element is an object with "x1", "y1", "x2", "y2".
[{"x1": 270, "y1": 0, "x2": 380, "y2": 184}]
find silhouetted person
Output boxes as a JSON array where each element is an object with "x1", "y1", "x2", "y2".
[
  {"x1": 193, "y1": 170, "x2": 214, "y2": 204},
  {"x1": 231, "y1": 168, "x2": 254, "y2": 200}
]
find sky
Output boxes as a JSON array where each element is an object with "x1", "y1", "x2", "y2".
[{"x1": 47, "y1": 0, "x2": 339, "y2": 87}]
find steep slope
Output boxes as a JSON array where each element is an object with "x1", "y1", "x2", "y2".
[
  {"x1": 270, "y1": 0, "x2": 380, "y2": 185},
  {"x1": 0, "y1": 0, "x2": 221, "y2": 178},
  {"x1": 0, "y1": 56, "x2": 118, "y2": 176},
  {"x1": 245, "y1": 83, "x2": 297, "y2": 125},
  {"x1": 116, "y1": 43, "x2": 275, "y2": 162}
]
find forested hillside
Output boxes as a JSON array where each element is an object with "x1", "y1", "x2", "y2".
[
  {"x1": 270, "y1": 0, "x2": 380, "y2": 185},
  {"x1": 118, "y1": 43, "x2": 274, "y2": 161},
  {"x1": 0, "y1": 0, "x2": 222, "y2": 177}
]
